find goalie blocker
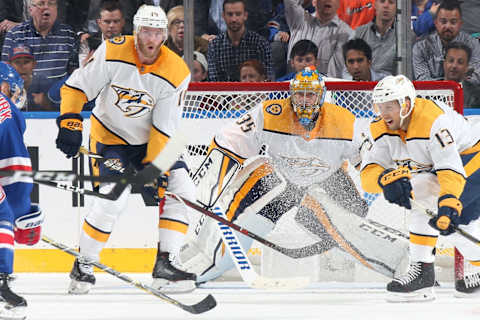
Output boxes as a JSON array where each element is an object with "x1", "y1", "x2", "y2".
[{"x1": 180, "y1": 150, "x2": 409, "y2": 282}]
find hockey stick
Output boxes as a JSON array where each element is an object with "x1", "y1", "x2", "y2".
[
  {"x1": 411, "y1": 200, "x2": 480, "y2": 245},
  {"x1": 41, "y1": 235, "x2": 216, "y2": 314}
]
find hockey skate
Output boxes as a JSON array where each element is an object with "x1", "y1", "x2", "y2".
[
  {"x1": 151, "y1": 247, "x2": 196, "y2": 294},
  {"x1": 68, "y1": 258, "x2": 96, "y2": 295},
  {"x1": 386, "y1": 262, "x2": 436, "y2": 302},
  {"x1": 454, "y1": 272, "x2": 480, "y2": 298},
  {"x1": 0, "y1": 273, "x2": 27, "y2": 320}
]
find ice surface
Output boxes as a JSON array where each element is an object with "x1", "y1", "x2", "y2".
[{"x1": 13, "y1": 273, "x2": 480, "y2": 320}]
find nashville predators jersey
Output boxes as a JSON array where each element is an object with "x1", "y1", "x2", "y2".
[
  {"x1": 360, "y1": 98, "x2": 480, "y2": 198},
  {"x1": 60, "y1": 36, "x2": 191, "y2": 163},
  {"x1": 213, "y1": 97, "x2": 369, "y2": 187}
]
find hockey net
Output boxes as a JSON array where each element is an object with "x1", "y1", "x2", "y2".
[{"x1": 182, "y1": 80, "x2": 467, "y2": 283}]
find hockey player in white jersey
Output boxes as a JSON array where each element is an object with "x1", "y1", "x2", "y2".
[
  {"x1": 360, "y1": 75, "x2": 480, "y2": 301},
  {"x1": 181, "y1": 66, "x2": 410, "y2": 284},
  {"x1": 55, "y1": 5, "x2": 196, "y2": 294}
]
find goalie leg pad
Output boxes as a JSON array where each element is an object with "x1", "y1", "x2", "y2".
[
  {"x1": 14, "y1": 205, "x2": 43, "y2": 246},
  {"x1": 299, "y1": 185, "x2": 410, "y2": 278}
]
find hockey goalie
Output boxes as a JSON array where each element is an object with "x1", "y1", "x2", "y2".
[{"x1": 180, "y1": 66, "x2": 409, "y2": 285}]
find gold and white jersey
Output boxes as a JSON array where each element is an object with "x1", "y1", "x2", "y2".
[
  {"x1": 360, "y1": 98, "x2": 480, "y2": 198},
  {"x1": 60, "y1": 36, "x2": 190, "y2": 163},
  {"x1": 213, "y1": 97, "x2": 368, "y2": 187}
]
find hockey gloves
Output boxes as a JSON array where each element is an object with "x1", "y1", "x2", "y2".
[
  {"x1": 428, "y1": 195, "x2": 462, "y2": 236},
  {"x1": 378, "y1": 167, "x2": 413, "y2": 209},
  {"x1": 143, "y1": 173, "x2": 169, "y2": 202},
  {"x1": 14, "y1": 205, "x2": 44, "y2": 246},
  {"x1": 56, "y1": 113, "x2": 83, "y2": 158}
]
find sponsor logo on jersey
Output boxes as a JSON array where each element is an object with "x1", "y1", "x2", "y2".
[
  {"x1": 278, "y1": 155, "x2": 330, "y2": 176},
  {"x1": 394, "y1": 159, "x2": 433, "y2": 173},
  {"x1": 109, "y1": 36, "x2": 126, "y2": 45},
  {"x1": 265, "y1": 104, "x2": 282, "y2": 115},
  {"x1": 111, "y1": 85, "x2": 154, "y2": 118}
]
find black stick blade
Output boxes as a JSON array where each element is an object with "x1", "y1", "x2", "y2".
[{"x1": 182, "y1": 294, "x2": 217, "y2": 314}]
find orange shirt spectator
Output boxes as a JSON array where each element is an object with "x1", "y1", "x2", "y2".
[{"x1": 337, "y1": 0, "x2": 375, "y2": 29}]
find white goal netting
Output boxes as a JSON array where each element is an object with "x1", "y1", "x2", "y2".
[{"x1": 181, "y1": 80, "x2": 466, "y2": 283}]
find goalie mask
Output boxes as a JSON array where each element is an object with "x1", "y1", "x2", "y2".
[
  {"x1": 133, "y1": 5, "x2": 168, "y2": 49},
  {"x1": 290, "y1": 66, "x2": 326, "y2": 128},
  {"x1": 372, "y1": 75, "x2": 416, "y2": 127},
  {"x1": 0, "y1": 62, "x2": 26, "y2": 109}
]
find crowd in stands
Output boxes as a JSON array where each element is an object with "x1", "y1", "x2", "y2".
[{"x1": 0, "y1": 0, "x2": 479, "y2": 110}]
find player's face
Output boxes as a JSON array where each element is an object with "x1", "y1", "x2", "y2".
[
  {"x1": 345, "y1": 49, "x2": 371, "y2": 81},
  {"x1": 375, "y1": 100, "x2": 402, "y2": 130},
  {"x1": 374, "y1": 0, "x2": 396, "y2": 24},
  {"x1": 435, "y1": 9, "x2": 462, "y2": 42},
  {"x1": 293, "y1": 91, "x2": 319, "y2": 108},
  {"x1": 291, "y1": 54, "x2": 317, "y2": 73},
  {"x1": 97, "y1": 9, "x2": 124, "y2": 39},
  {"x1": 136, "y1": 26, "x2": 167, "y2": 64},
  {"x1": 0, "y1": 81, "x2": 10, "y2": 98},
  {"x1": 240, "y1": 66, "x2": 265, "y2": 82},
  {"x1": 444, "y1": 48, "x2": 469, "y2": 82},
  {"x1": 222, "y1": 2, "x2": 248, "y2": 33}
]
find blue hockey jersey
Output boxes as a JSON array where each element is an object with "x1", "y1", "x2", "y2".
[{"x1": 0, "y1": 93, "x2": 32, "y2": 216}]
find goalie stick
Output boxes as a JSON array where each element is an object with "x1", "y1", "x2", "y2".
[
  {"x1": 41, "y1": 235, "x2": 216, "y2": 314},
  {"x1": 411, "y1": 200, "x2": 480, "y2": 246}
]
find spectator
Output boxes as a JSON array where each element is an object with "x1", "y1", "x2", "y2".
[
  {"x1": 411, "y1": 0, "x2": 439, "y2": 37},
  {"x1": 8, "y1": 43, "x2": 53, "y2": 111},
  {"x1": 165, "y1": 6, "x2": 208, "y2": 57},
  {"x1": 443, "y1": 42, "x2": 480, "y2": 108},
  {"x1": 337, "y1": 0, "x2": 375, "y2": 30},
  {"x1": 277, "y1": 39, "x2": 318, "y2": 81},
  {"x1": 285, "y1": 0, "x2": 353, "y2": 78},
  {"x1": 195, "y1": 0, "x2": 272, "y2": 41},
  {"x1": 239, "y1": 59, "x2": 267, "y2": 82},
  {"x1": 1, "y1": 0, "x2": 79, "y2": 93},
  {"x1": 268, "y1": 0, "x2": 315, "y2": 78},
  {"x1": 192, "y1": 51, "x2": 208, "y2": 82},
  {"x1": 0, "y1": 0, "x2": 25, "y2": 53},
  {"x1": 460, "y1": 1, "x2": 480, "y2": 37},
  {"x1": 207, "y1": 0, "x2": 273, "y2": 82},
  {"x1": 355, "y1": 0, "x2": 415, "y2": 76},
  {"x1": 342, "y1": 38, "x2": 388, "y2": 81},
  {"x1": 413, "y1": 0, "x2": 480, "y2": 84},
  {"x1": 78, "y1": 0, "x2": 125, "y2": 67}
]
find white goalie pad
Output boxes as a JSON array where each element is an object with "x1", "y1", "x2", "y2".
[
  {"x1": 180, "y1": 156, "x2": 285, "y2": 279},
  {"x1": 296, "y1": 185, "x2": 409, "y2": 278},
  {"x1": 192, "y1": 148, "x2": 241, "y2": 208}
]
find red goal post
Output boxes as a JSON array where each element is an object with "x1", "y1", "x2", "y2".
[{"x1": 182, "y1": 80, "x2": 465, "y2": 283}]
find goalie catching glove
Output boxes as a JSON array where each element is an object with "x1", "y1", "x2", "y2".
[
  {"x1": 56, "y1": 113, "x2": 83, "y2": 158},
  {"x1": 14, "y1": 205, "x2": 44, "y2": 246},
  {"x1": 428, "y1": 195, "x2": 462, "y2": 236},
  {"x1": 378, "y1": 167, "x2": 413, "y2": 209}
]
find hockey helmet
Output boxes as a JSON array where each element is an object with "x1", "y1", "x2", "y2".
[
  {"x1": 0, "y1": 62, "x2": 26, "y2": 109},
  {"x1": 133, "y1": 5, "x2": 168, "y2": 46},
  {"x1": 290, "y1": 66, "x2": 326, "y2": 127},
  {"x1": 372, "y1": 75, "x2": 416, "y2": 125}
]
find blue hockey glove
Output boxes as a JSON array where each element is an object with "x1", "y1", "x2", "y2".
[
  {"x1": 378, "y1": 167, "x2": 413, "y2": 209},
  {"x1": 56, "y1": 113, "x2": 83, "y2": 158},
  {"x1": 428, "y1": 195, "x2": 462, "y2": 236}
]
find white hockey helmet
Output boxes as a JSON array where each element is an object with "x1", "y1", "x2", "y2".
[
  {"x1": 133, "y1": 5, "x2": 168, "y2": 45},
  {"x1": 372, "y1": 75, "x2": 416, "y2": 124}
]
